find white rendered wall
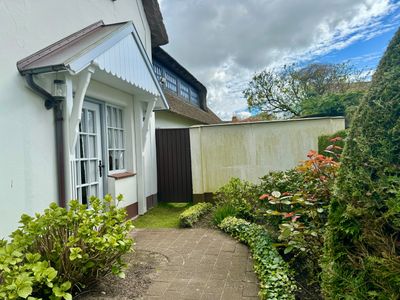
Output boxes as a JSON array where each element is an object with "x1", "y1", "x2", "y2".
[
  {"x1": 144, "y1": 113, "x2": 158, "y2": 198},
  {"x1": 190, "y1": 117, "x2": 345, "y2": 195},
  {"x1": 155, "y1": 111, "x2": 200, "y2": 128},
  {"x1": 0, "y1": 0, "x2": 151, "y2": 238}
]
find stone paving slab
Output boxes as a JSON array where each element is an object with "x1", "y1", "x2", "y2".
[{"x1": 132, "y1": 228, "x2": 259, "y2": 300}]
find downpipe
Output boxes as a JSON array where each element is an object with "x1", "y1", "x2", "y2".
[{"x1": 25, "y1": 74, "x2": 66, "y2": 208}]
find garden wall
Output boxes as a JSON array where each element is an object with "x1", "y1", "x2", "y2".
[{"x1": 190, "y1": 117, "x2": 345, "y2": 201}]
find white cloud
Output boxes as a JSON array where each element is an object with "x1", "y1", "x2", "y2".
[{"x1": 160, "y1": 0, "x2": 399, "y2": 120}]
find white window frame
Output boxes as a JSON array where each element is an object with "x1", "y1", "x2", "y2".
[{"x1": 106, "y1": 104, "x2": 127, "y2": 174}]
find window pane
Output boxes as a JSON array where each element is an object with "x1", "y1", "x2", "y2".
[
  {"x1": 109, "y1": 150, "x2": 114, "y2": 171},
  {"x1": 115, "y1": 129, "x2": 119, "y2": 149},
  {"x1": 120, "y1": 151, "x2": 125, "y2": 169},
  {"x1": 165, "y1": 71, "x2": 177, "y2": 92},
  {"x1": 107, "y1": 106, "x2": 112, "y2": 126},
  {"x1": 115, "y1": 151, "x2": 120, "y2": 170},
  {"x1": 118, "y1": 110, "x2": 123, "y2": 128},
  {"x1": 118, "y1": 130, "x2": 124, "y2": 148},
  {"x1": 108, "y1": 129, "x2": 114, "y2": 149},
  {"x1": 112, "y1": 107, "x2": 117, "y2": 127},
  {"x1": 180, "y1": 82, "x2": 190, "y2": 100},
  {"x1": 106, "y1": 106, "x2": 125, "y2": 172}
]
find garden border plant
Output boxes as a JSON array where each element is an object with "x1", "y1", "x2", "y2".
[
  {"x1": 179, "y1": 202, "x2": 213, "y2": 228},
  {"x1": 219, "y1": 216, "x2": 296, "y2": 300},
  {"x1": 0, "y1": 195, "x2": 134, "y2": 299}
]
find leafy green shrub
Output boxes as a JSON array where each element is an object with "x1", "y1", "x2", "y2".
[
  {"x1": 0, "y1": 195, "x2": 134, "y2": 299},
  {"x1": 179, "y1": 202, "x2": 212, "y2": 228},
  {"x1": 214, "y1": 178, "x2": 259, "y2": 220},
  {"x1": 261, "y1": 150, "x2": 339, "y2": 287},
  {"x1": 257, "y1": 170, "x2": 305, "y2": 228},
  {"x1": 322, "y1": 27, "x2": 400, "y2": 299},
  {"x1": 219, "y1": 217, "x2": 296, "y2": 299},
  {"x1": 318, "y1": 129, "x2": 347, "y2": 160},
  {"x1": 212, "y1": 203, "x2": 237, "y2": 225}
]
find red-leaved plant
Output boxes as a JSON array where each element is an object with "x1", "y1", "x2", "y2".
[{"x1": 260, "y1": 139, "x2": 342, "y2": 284}]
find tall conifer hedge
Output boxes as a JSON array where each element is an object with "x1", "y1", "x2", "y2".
[{"x1": 321, "y1": 28, "x2": 400, "y2": 298}]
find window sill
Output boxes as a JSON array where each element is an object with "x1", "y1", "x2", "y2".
[{"x1": 108, "y1": 172, "x2": 136, "y2": 180}]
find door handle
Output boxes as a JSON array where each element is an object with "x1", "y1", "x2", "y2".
[{"x1": 98, "y1": 160, "x2": 105, "y2": 177}]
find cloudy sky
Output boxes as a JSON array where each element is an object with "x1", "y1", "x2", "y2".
[{"x1": 158, "y1": 0, "x2": 400, "y2": 120}]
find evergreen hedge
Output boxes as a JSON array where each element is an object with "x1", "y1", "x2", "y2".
[{"x1": 321, "y1": 28, "x2": 400, "y2": 298}]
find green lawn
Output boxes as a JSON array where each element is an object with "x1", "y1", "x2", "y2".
[{"x1": 132, "y1": 202, "x2": 192, "y2": 228}]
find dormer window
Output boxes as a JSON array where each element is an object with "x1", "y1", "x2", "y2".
[
  {"x1": 165, "y1": 71, "x2": 178, "y2": 93},
  {"x1": 180, "y1": 82, "x2": 190, "y2": 100},
  {"x1": 153, "y1": 60, "x2": 203, "y2": 109}
]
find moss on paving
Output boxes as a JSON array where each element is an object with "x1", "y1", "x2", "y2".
[{"x1": 132, "y1": 202, "x2": 192, "y2": 228}]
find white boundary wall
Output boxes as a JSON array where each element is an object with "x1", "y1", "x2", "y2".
[{"x1": 190, "y1": 117, "x2": 345, "y2": 195}]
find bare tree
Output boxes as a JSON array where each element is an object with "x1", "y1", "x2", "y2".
[{"x1": 243, "y1": 63, "x2": 362, "y2": 117}]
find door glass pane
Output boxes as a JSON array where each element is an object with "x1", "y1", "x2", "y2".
[
  {"x1": 82, "y1": 186, "x2": 88, "y2": 205},
  {"x1": 76, "y1": 161, "x2": 81, "y2": 185},
  {"x1": 89, "y1": 160, "x2": 97, "y2": 182},
  {"x1": 79, "y1": 135, "x2": 87, "y2": 158},
  {"x1": 75, "y1": 139, "x2": 80, "y2": 159},
  {"x1": 90, "y1": 185, "x2": 98, "y2": 198},
  {"x1": 81, "y1": 110, "x2": 87, "y2": 132},
  {"x1": 87, "y1": 110, "x2": 95, "y2": 133},
  {"x1": 80, "y1": 161, "x2": 87, "y2": 184},
  {"x1": 88, "y1": 136, "x2": 95, "y2": 158}
]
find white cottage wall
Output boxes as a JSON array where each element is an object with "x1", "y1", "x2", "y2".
[
  {"x1": 190, "y1": 117, "x2": 346, "y2": 196},
  {"x1": 155, "y1": 111, "x2": 200, "y2": 128},
  {"x1": 0, "y1": 0, "x2": 152, "y2": 238}
]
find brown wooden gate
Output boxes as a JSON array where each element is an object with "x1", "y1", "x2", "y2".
[{"x1": 156, "y1": 128, "x2": 193, "y2": 202}]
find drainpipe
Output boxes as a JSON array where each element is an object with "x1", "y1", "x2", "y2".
[{"x1": 25, "y1": 74, "x2": 66, "y2": 208}]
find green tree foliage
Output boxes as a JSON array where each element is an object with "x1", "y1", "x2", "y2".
[
  {"x1": 301, "y1": 91, "x2": 364, "y2": 119},
  {"x1": 244, "y1": 63, "x2": 361, "y2": 117},
  {"x1": 321, "y1": 28, "x2": 400, "y2": 299}
]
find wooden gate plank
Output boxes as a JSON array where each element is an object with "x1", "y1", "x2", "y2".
[{"x1": 156, "y1": 128, "x2": 192, "y2": 202}]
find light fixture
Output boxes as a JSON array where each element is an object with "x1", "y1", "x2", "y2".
[{"x1": 52, "y1": 79, "x2": 66, "y2": 100}]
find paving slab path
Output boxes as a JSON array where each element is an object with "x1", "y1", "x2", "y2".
[{"x1": 132, "y1": 228, "x2": 260, "y2": 300}]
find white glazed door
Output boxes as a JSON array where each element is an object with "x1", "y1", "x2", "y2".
[{"x1": 75, "y1": 102, "x2": 104, "y2": 205}]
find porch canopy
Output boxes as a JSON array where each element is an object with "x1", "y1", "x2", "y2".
[
  {"x1": 17, "y1": 20, "x2": 168, "y2": 110},
  {"x1": 17, "y1": 21, "x2": 167, "y2": 209}
]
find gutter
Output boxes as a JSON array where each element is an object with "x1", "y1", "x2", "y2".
[{"x1": 25, "y1": 74, "x2": 66, "y2": 208}]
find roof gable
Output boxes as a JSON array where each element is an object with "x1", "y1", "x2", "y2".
[{"x1": 17, "y1": 21, "x2": 168, "y2": 108}]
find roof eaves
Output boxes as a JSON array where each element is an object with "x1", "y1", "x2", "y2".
[
  {"x1": 17, "y1": 21, "x2": 105, "y2": 74},
  {"x1": 142, "y1": 0, "x2": 168, "y2": 47}
]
